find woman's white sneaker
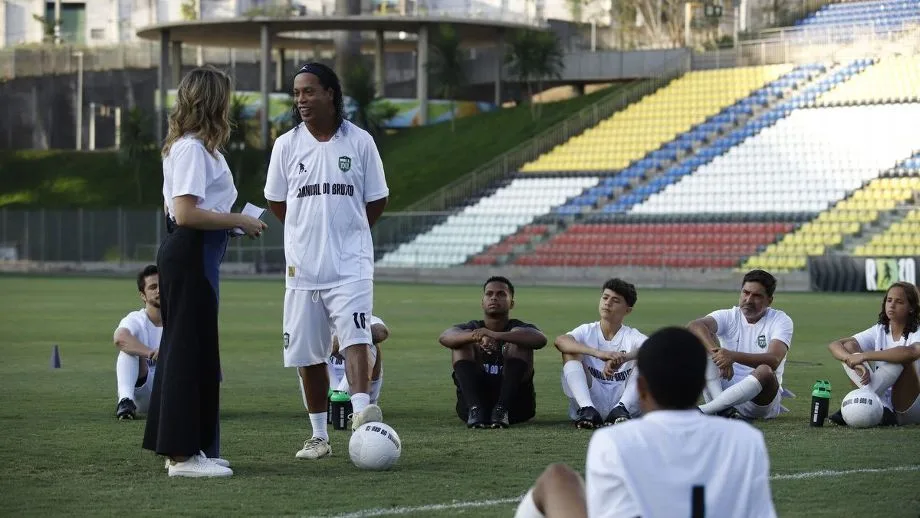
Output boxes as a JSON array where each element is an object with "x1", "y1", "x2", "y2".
[
  {"x1": 167, "y1": 454, "x2": 233, "y2": 477},
  {"x1": 164, "y1": 452, "x2": 231, "y2": 470}
]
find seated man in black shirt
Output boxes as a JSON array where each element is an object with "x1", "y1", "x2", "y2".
[{"x1": 438, "y1": 276, "x2": 547, "y2": 428}]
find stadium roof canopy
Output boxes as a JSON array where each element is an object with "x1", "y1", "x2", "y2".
[{"x1": 136, "y1": 14, "x2": 548, "y2": 146}]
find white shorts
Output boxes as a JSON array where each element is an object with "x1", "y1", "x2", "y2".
[
  {"x1": 282, "y1": 280, "x2": 373, "y2": 368},
  {"x1": 327, "y1": 345, "x2": 378, "y2": 392},
  {"x1": 736, "y1": 387, "x2": 784, "y2": 420},
  {"x1": 134, "y1": 368, "x2": 155, "y2": 414},
  {"x1": 561, "y1": 371, "x2": 625, "y2": 420},
  {"x1": 896, "y1": 393, "x2": 920, "y2": 425}
]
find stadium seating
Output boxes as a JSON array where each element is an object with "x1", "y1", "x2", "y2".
[
  {"x1": 518, "y1": 65, "x2": 793, "y2": 173},
  {"x1": 855, "y1": 207, "x2": 920, "y2": 257},
  {"x1": 817, "y1": 55, "x2": 920, "y2": 105},
  {"x1": 512, "y1": 222, "x2": 795, "y2": 268},
  {"x1": 794, "y1": 0, "x2": 920, "y2": 40},
  {"x1": 629, "y1": 102, "x2": 920, "y2": 215},
  {"x1": 375, "y1": 177, "x2": 599, "y2": 268}
]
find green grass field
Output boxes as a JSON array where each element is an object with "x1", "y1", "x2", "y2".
[{"x1": 1, "y1": 276, "x2": 919, "y2": 517}]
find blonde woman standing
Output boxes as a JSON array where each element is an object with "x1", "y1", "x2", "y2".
[{"x1": 143, "y1": 66, "x2": 266, "y2": 478}]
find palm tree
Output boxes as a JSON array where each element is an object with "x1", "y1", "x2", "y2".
[
  {"x1": 342, "y1": 61, "x2": 399, "y2": 140},
  {"x1": 506, "y1": 30, "x2": 565, "y2": 121},
  {"x1": 118, "y1": 107, "x2": 156, "y2": 203},
  {"x1": 427, "y1": 24, "x2": 466, "y2": 132}
]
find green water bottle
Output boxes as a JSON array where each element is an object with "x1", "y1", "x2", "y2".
[
  {"x1": 330, "y1": 390, "x2": 352, "y2": 430},
  {"x1": 810, "y1": 380, "x2": 831, "y2": 427}
]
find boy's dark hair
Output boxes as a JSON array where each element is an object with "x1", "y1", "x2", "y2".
[
  {"x1": 602, "y1": 278, "x2": 638, "y2": 307},
  {"x1": 878, "y1": 281, "x2": 920, "y2": 338},
  {"x1": 291, "y1": 62, "x2": 345, "y2": 129},
  {"x1": 483, "y1": 276, "x2": 514, "y2": 298},
  {"x1": 637, "y1": 327, "x2": 707, "y2": 409},
  {"x1": 137, "y1": 265, "x2": 158, "y2": 293},
  {"x1": 742, "y1": 269, "x2": 777, "y2": 297}
]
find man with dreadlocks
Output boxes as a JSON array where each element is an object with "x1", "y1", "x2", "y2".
[
  {"x1": 827, "y1": 281, "x2": 920, "y2": 426},
  {"x1": 264, "y1": 62, "x2": 390, "y2": 461}
]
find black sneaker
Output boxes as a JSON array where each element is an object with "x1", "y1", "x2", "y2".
[
  {"x1": 116, "y1": 398, "x2": 137, "y2": 420},
  {"x1": 490, "y1": 404, "x2": 510, "y2": 429},
  {"x1": 880, "y1": 407, "x2": 898, "y2": 426},
  {"x1": 716, "y1": 406, "x2": 751, "y2": 422},
  {"x1": 466, "y1": 405, "x2": 488, "y2": 429},
  {"x1": 828, "y1": 409, "x2": 846, "y2": 426},
  {"x1": 604, "y1": 404, "x2": 631, "y2": 426},
  {"x1": 574, "y1": 406, "x2": 603, "y2": 429}
]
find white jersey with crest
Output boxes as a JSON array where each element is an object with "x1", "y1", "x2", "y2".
[
  {"x1": 264, "y1": 120, "x2": 389, "y2": 291},
  {"x1": 586, "y1": 410, "x2": 776, "y2": 518},
  {"x1": 568, "y1": 322, "x2": 647, "y2": 390},
  {"x1": 853, "y1": 323, "x2": 920, "y2": 410},
  {"x1": 709, "y1": 307, "x2": 793, "y2": 387}
]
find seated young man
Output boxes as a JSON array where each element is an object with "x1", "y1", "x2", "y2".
[
  {"x1": 687, "y1": 269, "x2": 794, "y2": 420},
  {"x1": 113, "y1": 265, "x2": 162, "y2": 420},
  {"x1": 554, "y1": 278, "x2": 647, "y2": 429},
  {"x1": 295, "y1": 315, "x2": 390, "y2": 460},
  {"x1": 827, "y1": 281, "x2": 920, "y2": 426},
  {"x1": 438, "y1": 276, "x2": 547, "y2": 429},
  {"x1": 514, "y1": 327, "x2": 777, "y2": 518}
]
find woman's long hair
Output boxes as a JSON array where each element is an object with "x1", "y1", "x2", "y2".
[
  {"x1": 162, "y1": 66, "x2": 233, "y2": 157},
  {"x1": 878, "y1": 281, "x2": 920, "y2": 338}
]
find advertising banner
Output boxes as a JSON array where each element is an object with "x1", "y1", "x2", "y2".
[{"x1": 808, "y1": 256, "x2": 918, "y2": 292}]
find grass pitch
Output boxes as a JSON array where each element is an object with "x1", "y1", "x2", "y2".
[{"x1": 1, "y1": 276, "x2": 919, "y2": 517}]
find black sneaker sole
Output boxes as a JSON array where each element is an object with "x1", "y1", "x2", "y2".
[
  {"x1": 117, "y1": 413, "x2": 135, "y2": 420},
  {"x1": 490, "y1": 422, "x2": 509, "y2": 429},
  {"x1": 575, "y1": 420, "x2": 599, "y2": 429}
]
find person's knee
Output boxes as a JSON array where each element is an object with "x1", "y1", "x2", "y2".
[
  {"x1": 534, "y1": 463, "x2": 582, "y2": 496},
  {"x1": 451, "y1": 344, "x2": 476, "y2": 365},
  {"x1": 504, "y1": 343, "x2": 534, "y2": 363},
  {"x1": 752, "y1": 364, "x2": 776, "y2": 384}
]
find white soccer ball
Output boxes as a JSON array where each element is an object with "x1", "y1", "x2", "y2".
[
  {"x1": 349, "y1": 422, "x2": 402, "y2": 471},
  {"x1": 840, "y1": 388, "x2": 884, "y2": 428}
]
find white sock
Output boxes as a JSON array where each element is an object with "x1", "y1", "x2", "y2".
[
  {"x1": 699, "y1": 375, "x2": 762, "y2": 414},
  {"x1": 369, "y1": 377, "x2": 383, "y2": 404},
  {"x1": 563, "y1": 360, "x2": 593, "y2": 409},
  {"x1": 115, "y1": 351, "x2": 140, "y2": 402},
  {"x1": 351, "y1": 392, "x2": 371, "y2": 414},
  {"x1": 869, "y1": 362, "x2": 903, "y2": 396},
  {"x1": 513, "y1": 488, "x2": 545, "y2": 518},
  {"x1": 703, "y1": 357, "x2": 724, "y2": 403},
  {"x1": 843, "y1": 363, "x2": 869, "y2": 389},
  {"x1": 619, "y1": 368, "x2": 641, "y2": 416},
  {"x1": 309, "y1": 413, "x2": 328, "y2": 441}
]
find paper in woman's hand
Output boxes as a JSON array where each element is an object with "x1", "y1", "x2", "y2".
[{"x1": 230, "y1": 202, "x2": 267, "y2": 236}]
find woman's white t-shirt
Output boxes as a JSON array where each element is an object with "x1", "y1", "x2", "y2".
[{"x1": 162, "y1": 135, "x2": 238, "y2": 218}]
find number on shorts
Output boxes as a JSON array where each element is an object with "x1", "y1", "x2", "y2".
[
  {"x1": 691, "y1": 485, "x2": 705, "y2": 518},
  {"x1": 353, "y1": 312, "x2": 366, "y2": 329}
]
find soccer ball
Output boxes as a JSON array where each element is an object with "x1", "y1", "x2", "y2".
[
  {"x1": 840, "y1": 388, "x2": 884, "y2": 428},
  {"x1": 349, "y1": 422, "x2": 402, "y2": 470}
]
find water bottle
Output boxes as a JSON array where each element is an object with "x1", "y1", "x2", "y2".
[
  {"x1": 810, "y1": 380, "x2": 831, "y2": 427},
  {"x1": 330, "y1": 390, "x2": 353, "y2": 430}
]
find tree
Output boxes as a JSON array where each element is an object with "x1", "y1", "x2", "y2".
[
  {"x1": 427, "y1": 24, "x2": 466, "y2": 132},
  {"x1": 610, "y1": 0, "x2": 686, "y2": 49},
  {"x1": 506, "y1": 30, "x2": 565, "y2": 121},
  {"x1": 342, "y1": 61, "x2": 398, "y2": 140},
  {"x1": 226, "y1": 94, "x2": 252, "y2": 188},
  {"x1": 118, "y1": 107, "x2": 156, "y2": 203}
]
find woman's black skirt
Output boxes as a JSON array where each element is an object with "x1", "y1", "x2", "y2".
[{"x1": 142, "y1": 219, "x2": 228, "y2": 457}]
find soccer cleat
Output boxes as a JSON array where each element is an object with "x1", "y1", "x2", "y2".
[
  {"x1": 574, "y1": 406, "x2": 603, "y2": 429},
  {"x1": 295, "y1": 437, "x2": 332, "y2": 460},
  {"x1": 466, "y1": 405, "x2": 488, "y2": 429},
  {"x1": 115, "y1": 398, "x2": 137, "y2": 420},
  {"x1": 716, "y1": 406, "x2": 752, "y2": 422},
  {"x1": 490, "y1": 404, "x2": 510, "y2": 429},
  {"x1": 880, "y1": 407, "x2": 898, "y2": 426},
  {"x1": 604, "y1": 404, "x2": 631, "y2": 426},
  {"x1": 350, "y1": 403, "x2": 383, "y2": 432},
  {"x1": 166, "y1": 454, "x2": 233, "y2": 478},
  {"x1": 828, "y1": 409, "x2": 846, "y2": 426}
]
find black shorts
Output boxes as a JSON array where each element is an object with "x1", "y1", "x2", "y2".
[{"x1": 452, "y1": 370, "x2": 536, "y2": 425}]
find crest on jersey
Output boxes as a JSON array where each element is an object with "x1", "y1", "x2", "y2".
[
  {"x1": 757, "y1": 335, "x2": 767, "y2": 348},
  {"x1": 283, "y1": 332, "x2": 290, "y2": 349},
  {"x1": 298, "y1": 162, "x2": 305, "y2": 174},
  {"x1": 338, "y1": 156, "x2": 351, "y2": 173}
]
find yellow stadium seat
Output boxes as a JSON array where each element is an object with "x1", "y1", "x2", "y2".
[{"x1": 817, "y1": 55, "x2": 920, "y2": 105}]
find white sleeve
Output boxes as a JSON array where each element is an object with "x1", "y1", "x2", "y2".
[
  {"x1": 114, "y1": 313, "x2": 142, "y2": 340},
  {"x1": 628, "y1": 330, "x2": 649, "y2": 354},
  {"x1": 264, "y1": 135, "x2": 289, "y2": 202},
  {"x1": 852, "y1": 325, "x2": 878, "y2": 352},
  {"x1": 707, "y1": 309, "x2": 734, "y2": 339},
  {"x1": 750, "y1": 434, "x2": 779, "y2": 518},
  {"x1": 586, "y1": 432, "x2": 640, "y2": 518},
  {"x1": 773, "y1": 314, "x2": 793, "y2": 349},
  {"x1": 568, "y1": 323, "x2": 591, "y2": 344},
  {"x1": 169, "y1": 140, "x2": 209, "y2": 203},
  {"x1": 362, "y1": 135, "x2": 389, "y2": 203}
]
